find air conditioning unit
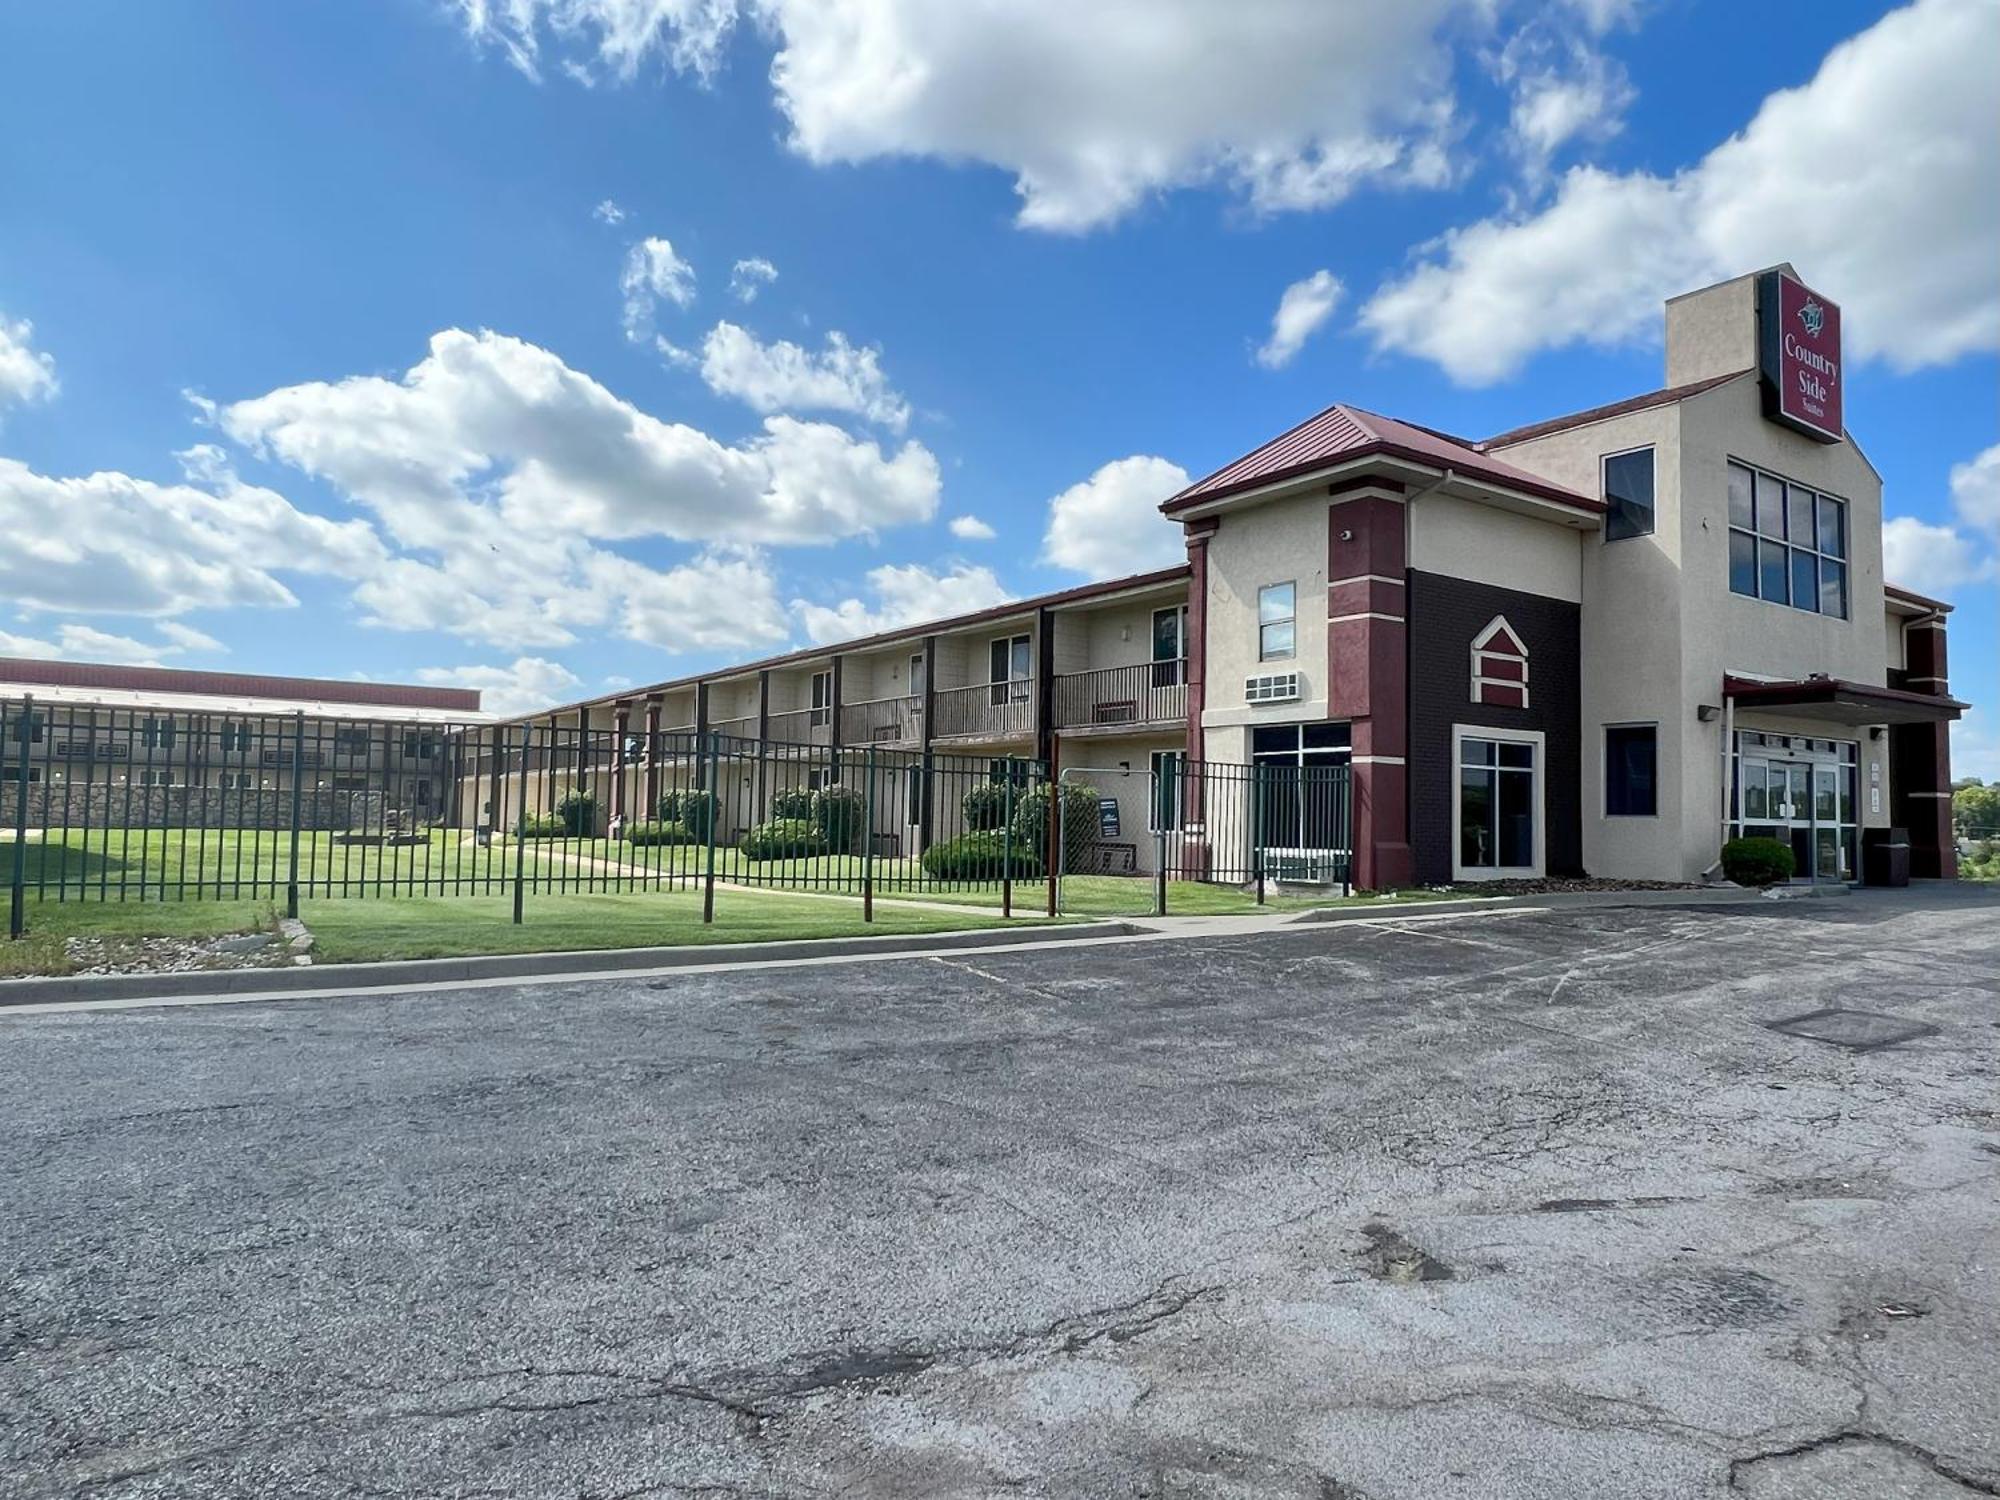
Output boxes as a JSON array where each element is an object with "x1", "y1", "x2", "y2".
[
  {"x1": 1244, "y1": 672, "x2": 1301, "y2": 704},
  {"x1": 1091, "y1": 700, "x2": 1138, "y2": 725}
]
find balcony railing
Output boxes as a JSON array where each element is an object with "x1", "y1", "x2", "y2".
[
  {"x1": 841, "y1": 694, "x2": 922, "y2": 746},
  {"x1": 709, "y1": 713, "x2": 759, "y2": 740},
  {"x1": 1052, "y1": 661, "x2": 1187, "y2": 730},
  {"x1": 766, "y1": 706, "x2": 834, "y2": 746},
  {"x1": 931, "y1": 681, "x2": 1033, "y2": 742}
]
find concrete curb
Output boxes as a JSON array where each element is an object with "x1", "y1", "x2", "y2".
[
  {"x1": 1287, "y1": 884, "x2": 1861, "y2": 923},
  {"x1": 0, "y1": 921, "x2": 1145, "y2": 1009},
  {"x1": 1286, "y1": 897, "x2": 1518, "y2": 924}
]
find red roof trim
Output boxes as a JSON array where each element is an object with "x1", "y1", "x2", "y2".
[
  {"x1": 0, "y1": 657, "x2": 481, "y2": 712},
  {"x1": 1722, "y1": 675, "x2": 1967, "y2": 714},
  {"x1": 1477, "y1": 370, "x2": 1751, "y2": 450}
]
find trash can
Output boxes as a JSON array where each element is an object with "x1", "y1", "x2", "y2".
[{"x1": 1862, "y1": 826, "x2": 1909, "y2": 887}]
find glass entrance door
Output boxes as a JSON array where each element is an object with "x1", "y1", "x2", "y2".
[{"x1": 1734, "y1": 746, "x2": 1857, "y2": 883}]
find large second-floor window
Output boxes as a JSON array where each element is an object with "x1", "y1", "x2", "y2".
[
  {"x1": 1603, "y1": 447, "x2": 1655, "y2": 541},
  {"x1": 1258, "y1": 583, "x2": 1295, "y2": 661},
  {"x1": 1727, "y1": 460, "x2": 1848, "y2": 618}
]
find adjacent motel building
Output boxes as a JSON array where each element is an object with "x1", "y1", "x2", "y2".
[{"x1": 1, "y1": 266, "x2": 1966, "y2": 889}]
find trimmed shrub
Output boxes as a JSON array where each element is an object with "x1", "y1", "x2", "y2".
[
  {"x1": 961, "y1": 781, "x2": 1011, "y2": 831},
  {"x1": 1009, "y1": 781, "x2": 1100, "y2": 871},
  {"x1": 658, "y1": 788, "x2": 718, "y2": 841},
  {"x1": 623, "y1": 819, "x2": 692, "y2": 847},
  {"x1": 739, "y1": 818, "x2": 826, "y2": 861},
  {"x1": 814, "y1": 784, "x2": 867, "y2": 853},
  {"x1": 920, "y1": 829, "x2": 1043, "y2": 881},
  {"x1": 770, "y1": 787, "x2": 816, "y2": 821},
  {"x1": 1721, "y1": 836, "x2": 1795, "y2": 886},
  {"x1": 516, "y1": 812, "x2": 567, "y2": 838},
  {"x1": 554, "y1": 785, "x2": 597, "y2": 836}
]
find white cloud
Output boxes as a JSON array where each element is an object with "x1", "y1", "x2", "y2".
[
  {"x1": 1041, "y1": 455, "x2": 1191, "y2": 579},
  {"x1": 1362, "y1": 0, "x2": 2000, "y2": 384},
  {"x1": 416, "y1": 655, "x2": 584, "y2": 717},
  {"x1": 696, "y1": 321, "x2": 910, "y2": 430},
  {"x1": 1882, "y1": 516, "x2": 1994, "y2": 598},
  {"x1": 794, "y1": 562, "x2": 1012, "y2": 645},
  {"x1": 729, "y1": 256, "x2": 778, "y2": 302},
  {"x1": 0, "y1": 620, "x2": 227, "y2": 667},
  {"x1": 1951, "y1": 442, "x2": 2000, "y2": 541},
  {"x1": 620, "y1": 236, "x2": 696, "y2": 339},
  {"x1": 948, "y1": 514, "x2": 996, "y2": 541},
  {"x1": 0, "y1": 315, "x2": 58, "y2": 411},
  {"x1": 592, "y1": 197, "x2": 627, "y2": 224},
  {"x1": 1496, "y1": 35, "x2": 1633, "y2": 180},
  {"x1": 0, "y1": 451, "x2": 386, "y2": 619},
  {"x1": 591, "y1": 548, "x2": 791, "y2": 651},
  {"x1": 1255, "y1": 270, "x2": 1344, "y2": 370},
  {"x1": 457, "y1": 0, "x2": 1471, "y2": 231}
]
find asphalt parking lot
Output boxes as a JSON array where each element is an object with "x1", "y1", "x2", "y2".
[{"x1": 3, "y1": 889, "x2": 1997, "y2": 1499}]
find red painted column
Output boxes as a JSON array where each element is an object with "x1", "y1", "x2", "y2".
[
  {"x1": 1324, "y1": 482, "x2": 1412, "y2": 890},
  {"x1": 1182, "y1": 519, "x2": 1217, "y2": 768},
  {"x1": 1903, "y1": 617, "x2": 1956, "y2": 879},
  {"x1": 641, "y1": 700, "x2": 661, "y2": 818},
  {"x1": 610, "y1": 704, "x2": 629, "y2": 821}
]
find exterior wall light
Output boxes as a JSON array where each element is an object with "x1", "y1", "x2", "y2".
[{"x1": 1697, "y1": 704, "x2": 1722, "y2": 722}]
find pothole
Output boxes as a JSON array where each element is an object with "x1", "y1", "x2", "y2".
[{"x1": 1360, "y1": 1222, "x2": 1454, "y2": 1284}]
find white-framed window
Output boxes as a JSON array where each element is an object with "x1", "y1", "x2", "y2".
[
  {"x1": 809, "y1": 669, "x2": 833, "y2": 727},
  {"x1": 908, "y1": 652, "x2": 926, "y2": 700},
  {"x1": 1152, "y1": 605, "x2": 1188, "y2": 687},
  {"x1": 1602, "y1": 446, "x2": 1655, "y2": 541},
  {"x1": 1257, "y1": 582, "x2": 1295, "y2": 661},
  {"x1": 988, "y1": 634, "x2": 1031, "y2": 706},
  {"x1": 142, "y1": 716, "x2": 176, "y2": 750},
  {"x1": 1604, "y1": 723, "x2": 1658, "y2": 818},
  {"x1": 1452, "y1": 725, "x2": 1544, "y2": 881},
  {"x1": 138, "y1": 769, "x2": 175, "y2": 787},
  {"x1": 220, "y1": 771, "x2": 256, "y2": 791}
]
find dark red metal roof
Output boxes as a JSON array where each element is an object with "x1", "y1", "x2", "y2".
[
  {"x1": 1723, "y1": 674, "x2": 1964, "y2": 723},
  {"x1": 1884, "y1": 582, "x2": 1954, "y2": 615},
  {"x1": 0, "y1": 657, "x2": 481, "y2": 712},
  {"x1": 1162, "y1": 402, "x2": 1600, "y2": 515},
  {"x1": 1477, "y1": 370, "x2": 1751, "y2": 450}
]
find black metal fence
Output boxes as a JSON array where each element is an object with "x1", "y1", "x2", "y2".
[
  {"x1": 1, "y1": 697, "x2": 1068, "y2": 934},
  {"x1": 3, "y1": 697, "x2": 1352, "y2": 934}
]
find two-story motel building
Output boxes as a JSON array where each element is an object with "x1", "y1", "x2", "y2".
[{"x1": 518, "y1": 267, "x2": 1964, "y2": 888}]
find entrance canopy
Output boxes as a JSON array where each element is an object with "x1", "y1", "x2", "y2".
[{"x1": 1723, "y1": 675, "x2": 1965, "y2": 727}]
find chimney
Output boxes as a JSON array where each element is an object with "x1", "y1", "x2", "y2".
[{"x1": 1663, "y1": 264, "x2": 1797, "y2": 387}]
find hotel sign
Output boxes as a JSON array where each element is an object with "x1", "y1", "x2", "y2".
[{"x1": 1758, "y1": 270, "x2": 1842, "y2": 443}]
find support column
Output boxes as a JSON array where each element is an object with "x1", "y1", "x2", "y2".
[
  {"x1": 641, "y1": 698, "x2": 661, "y2": 817},
  {"x1": 1897, "y1": 615, "x2": 1956, "y2": 879},
  {"x1": 610, "y1": 703, "x2": 629, "y2": 822},
  {"x1": 1033, "y1": 606, "x2": 1055, "y2": 768},
  {"x1": 1182, "y1": 519, "x2": 1217, "y2": 768},
  {"x1": 694, "y1": 682, "x2": 711, "y2": 790},
  {"x1": 918, "y1": 635, "x2": 937, "y2": 853},
  {"x1": 1325, "y1": 480, "x2": 1412, "y2": 890}
]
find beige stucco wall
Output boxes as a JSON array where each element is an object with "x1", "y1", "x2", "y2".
[
  {"x1": 1200, "y1": 491, "x2": 1329, "y2": 734},
  {"x1": 1408, "y1": 493, "x2": 1583, "y2": 603},
  {"x1": 1055, "y1": 729, "x2": 1183, "y2": 874},
  {"x1": 1664, "y1": 271, "x2": 1761, "y2": 386}
]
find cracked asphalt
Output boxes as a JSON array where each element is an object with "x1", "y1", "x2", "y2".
[{"x1": 3, "y1": 888, "x2": 1997, "y2": 1499}]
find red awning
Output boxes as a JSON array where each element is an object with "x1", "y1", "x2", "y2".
[{"x1": 1723, "y1": 675, "x2": 1965, "y2": 726}]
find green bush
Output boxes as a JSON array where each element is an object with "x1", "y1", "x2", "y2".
[
  {"x1": 770, "y1": 787, "x2": 816, "y2": 820},
  {"x1": 920, "y1": 829, "x2": 1043, "y2": 881},
  {"x1": 553, "y1": 785, "x2": 598, "y2": 836},
  {"x1": 1721, "y1": 836, "x2": 1795, "y2": 886},
  {"x1": 961, "y1": 781, "x2": 1012, "y2": 831},
  {"x1": 623, "y1": 819, "x2": 692, "y2": 847},
  {"x1": 739, "y1": 818, "x2": 826, "y2": 861},
  {"x1": 814, "y1": 784, "x2": 867, "y2": 852},
  {"x1": 658, "y1": 788, "x2": 717, "y2": 841},
  {"x1": 1009, "y1": 781, "x2": 1100, "y2": 871},
  {"x1": 516, "y1": 812, "x2": 567, "y2": 838}
]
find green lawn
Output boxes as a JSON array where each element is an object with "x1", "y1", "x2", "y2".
[
  {"x1": 300, "y1": 889, "x2": 1048, "y2": 962},
  {"x1": 0, "y1": 827, "x2": 508, "y2": 899}
]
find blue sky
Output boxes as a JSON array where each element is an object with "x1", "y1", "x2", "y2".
[{"x1": 0, "y1": 0, "x2": 1993, "y2": 767}]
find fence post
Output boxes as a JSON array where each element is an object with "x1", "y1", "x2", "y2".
[
  {"x1": 1001, "y1": 758, "x2": 1014, "y2": 920},
  {"x1": 1253, "y1": 764, "x2": 1265, "y2": 907},
  {"x1": 285, "y1": 710, "x2": 305, "y2": 919},
  {"x1": 1044, "y1": 763, "x2": 1057, "y2": 917},
  {"x1": 701, "y1": 733, "x2": 718, "y2": 925},
  {"x1": 862, "y1": 746, "x2": 876, "y2": 923},
  {"x1": 511, "y1": 721, "x2": 530, "y2": 925},
  {"x1": 8, "y1": 696, "x2": 30, "y2": 940}
]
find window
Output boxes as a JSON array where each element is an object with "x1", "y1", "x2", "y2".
[
  {"x1": 908, "y1": 653, "x2": 926, "y2": 701},
  {"x1": 1251, "y1": 723, "x2": 1350, "y2": 852},
  {"x1": 142, "y1": 716, "x2": 176, "y2": 750},
  {"x1": 138, "y1": 769, "x2": 175, "y2": 788},
  {"x1": 402, "y1": 731, "x2": 438, "y2": 760},
  {"x1": 219, "y1": 720, "x2": 252, "y2": 755},
  {"x1": 1150, "y1": 750, "x2": 1185, "y2": 831},
  {"x1": 1604, "y1": 724, "x2": 1657, "y2": 817},
  {"x1": 1726, "y1": 460, "x2": 1848, "y2": 618},
  {"x1": 333, "y1": 725, "x2": 371, "y2": 755},
  {"x1": 1257, "y1": 583, "x2": 1295, "y2": 661},
  {"x1": 1455, "y1": 728, "x2": 1542, "y2": 879},
  {"x1": 809, "y1": 669, "x2": 833, "y2": 727},
  {"x1": 1152, "y1": 605, "x2": 1188, "y2": 687},
  {"x1": 988, "y1": 635, "x2": 1030, "y2": 706},
  {"x1": 0, "y1": 767, "x2": 41, "y2": 783},
  {"x1": 221, "y1": 772, "x2": 256, "y2": 791},
  {"x1": 1602, "y1": 447, "x2": 1655, "y2": 541},
  {"x1": 6, "y1": 712, "x2": 44, "y2": 744}
]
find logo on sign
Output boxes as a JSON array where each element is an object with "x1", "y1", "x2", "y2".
[{"x1": 1798, "y1": 298, "x2": 1825, "y2": 338}]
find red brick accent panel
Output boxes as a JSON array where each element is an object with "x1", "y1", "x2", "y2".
[
  {"x1": 1895, "y1": 618, "x2": 1956, "y2": 878},
  {"x1": 1326, "y1": 493, "x2": 1411, "y2": 889},
  {"x1": 1183, "y1": 519, "x2": 1218, "y2": 766}
]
